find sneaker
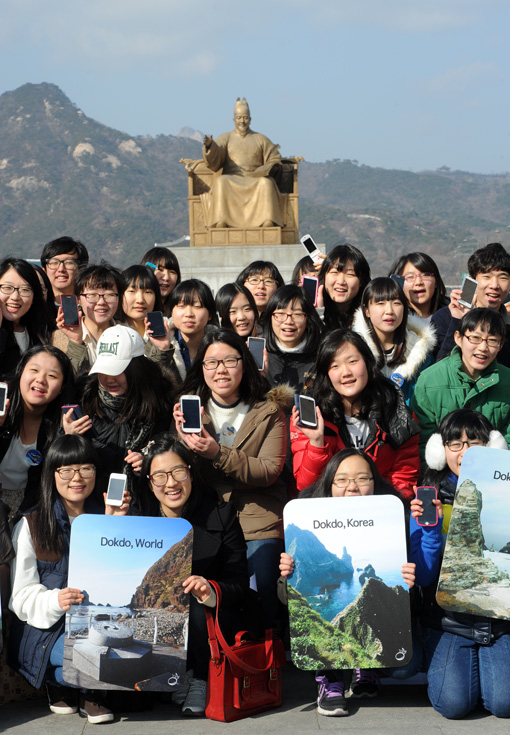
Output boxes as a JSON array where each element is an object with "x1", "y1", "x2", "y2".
[
  {"x1": 170, "y1": 669, "x2": 193, "y2": 706},
  {"x1": 181, "y1": 678, "x2": 207, "y2": 717},
  {"x1": 46, "y1": 682, "x2": 79, "y2": 715},
  {"x1": 315, "y1": 675, "x2": 349, "y2": 717},
  {"x1": 80, "y1": 692, "x2": 114, "y2": 724},
  {"x1": 349, "y1": 669, "x2": 381, "y2": 698}
]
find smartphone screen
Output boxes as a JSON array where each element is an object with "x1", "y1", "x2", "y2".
[
  {"x1": 299, "y1": 395, "x2": 317, "y2": 428},
  {"x1": 416, "y1": 486, "x2": 438, "y2": 526},
  {"x1": 0, "y1": 383, "x2": 7, "y2": 416},
  {"x1": 459, "y1": 277, "x2": 478, "y2": 308},
  {"x1": 301, "y1": 276, "x2": 318, "y2": 306},
  {"x1": 247, "y1": 337, "x2": 265, "y2": 371},
  {"x1": 301, "y1": 235, "x2": 318, "y2": 256},
  {"x1": 147, "y1": 311, "x2": 166, "y2": 338},
  {"x1": 61, "y1": 295, "x2": 80, "y2": 326},
  {"x1": 106, "y1": 474, "x2": 126, "y2": 506},
  {"x1": 181, "y1": 396, "x2": 202, "y2": 433}
]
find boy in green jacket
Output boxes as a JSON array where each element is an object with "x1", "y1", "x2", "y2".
[{"x1": 411, "y1": 308, "x2": 510, "y2": 463}]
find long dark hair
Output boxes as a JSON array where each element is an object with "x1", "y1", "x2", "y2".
[
  {"x1": 30, "y1": 435, "x2": 100, "y2": 555},
  {"x1": 301, "y1": 448, "x2": 396, "y2": 498},
  {"x1": 215, "y1": 283, "x2": 259, "y2": 336},
  {"x1": 263, "y1": 285, "x2": 323, "y2": 353},
  {"x1": 360, "y1": 277, "x2": 408, "y2": 369},
  {"x1": 389, "y1": 252, "x2": 447, "y2": 315},
  {"x1": 121, "y1": 265, "x2": 163, "y2": 315},
  {"x1": 7, "y1": 345, "x2": 75, "y2": 441},
  {"x1": 178, "y1": 329, "x2": 268, "y2": 407},
  {"x1": 0, "y1": 257, "x2": 53, "y2": 344},
  {"x1": 141, "y1": 247, "x2": 181, "y2": 285},
  {"x1": 318, "y1": 244, "x2": 371, "y2": 329},
  {"x1": 138, "y1": 433, "x2": 215, "y2": 519},
  {"x1": 81, "y1": 355, "x2": 174, "y2": 425},
  {"x1": 311, "y1": 329, "x2": 400, "y2": 426}
]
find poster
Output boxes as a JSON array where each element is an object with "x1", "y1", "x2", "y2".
[
  {"x1": 284, "y1": 495, "x2": 412, "y2": 670},
  {"x1": 437, "y1": 446, "x2": 510, "y2": 619},
  {"x1": 63, "y1": 515, "x2": 192, "y2": 691}
]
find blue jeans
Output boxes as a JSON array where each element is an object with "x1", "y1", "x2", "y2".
[
  {"x1": 48, "y1": 633, "x2": 67, "y2": 686},
  {"x1": 423, "y1": 626, "x2": 510, "y2": 719},
  {"x1": 246, "y1": 538, "x2": 283, "y2": 629}
]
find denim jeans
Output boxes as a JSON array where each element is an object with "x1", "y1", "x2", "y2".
[
  {"x1": 246, "y1": 538, "x2": 283, "y2": 629},
  {"x1": 48, "y1": 633, "x2": 67, "y2": 686},
  {"x1": 423, "y1": 626, "x2": 510, "y2": 719}
]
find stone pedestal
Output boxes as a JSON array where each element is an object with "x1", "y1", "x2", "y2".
[{"x1": 166, "y1": 243, "x2": 311, "y2": 295}]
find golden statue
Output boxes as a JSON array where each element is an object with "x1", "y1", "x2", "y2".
[
  {"x1": 180, "y1": 98, "x2": 302, "y2": 246},
  {"x1": 201, "y1": 98, "x2": 283, "y2": 228}
]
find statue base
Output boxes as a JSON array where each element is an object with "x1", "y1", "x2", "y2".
[
  {"x1": 170, "y1": 243, "x2": 308, "y2": 296},
  {"x1": 193, "y1": 226, "x2": 297, "y2": 247}
]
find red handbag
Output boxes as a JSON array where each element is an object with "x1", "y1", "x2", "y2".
[{"x1": 204, "y1": 580, "x2": 286, "y2": 722}]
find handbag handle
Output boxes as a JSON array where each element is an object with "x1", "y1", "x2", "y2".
[{"x1": 205, "y1": 579, "x2": 276, "y2": 675}]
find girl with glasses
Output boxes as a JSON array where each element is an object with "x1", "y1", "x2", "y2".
[
  {"x1": 135, "y1": 434, "x2": 249, "y2": 717},
  {"x1": 280, "y1": 448, "x2": 416, "y2": 716},
  {"x1": 263, "y1": 285, "x2": 323, "y2": 394},
  {"x1": 173, "y1": 328, "x2": 292, "y2": 629},
  {"x1": 236, "y1": 260, "x2": 284, "y2": 319},
  {"x1": 389, "y1": 252, "x2": 447, "y2": 321},
  {"x1": 0, "y1": 258, "x2": 53, "y2": 380},
  {"x1": 8, "y1": 434, "x2": 129, "y2": 723},
  {"x1": 410, "y1": 409, "x2": 510, "y2": 719}
]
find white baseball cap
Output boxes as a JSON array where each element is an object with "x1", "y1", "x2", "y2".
[{"x1": 89, "y1": 325, "x2": 145, "y2": 376}]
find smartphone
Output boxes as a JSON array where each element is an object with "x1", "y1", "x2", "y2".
[
  {"x1": 146, "y1": 311, "x2": 166, "y2": 338},
  {"x1": 60, "y1": 294, "x2": 80, "y2": 326},
  {"x1": 61, "y1": 404, "x2": 84, "y2": 420},
  {"x1": 300, "y1": 234, "x2": 323, "y2": 264},
  {"x1": 390, "y1": 274, "x2": 406, "y2": 290},
  {"x1": 301, "y1": 275, "x2": 319, "y2": 307},
  {"x1": 0, "y1": 382, "x2": 7, "y2": 416},
  {"x1": 180, "y1": 395, "x2": 202, "y2": 434},
  {"x1": 416, "y1": 486, "x2": 438, "y2": 527},
  {"x1": 458, "y1": 276, "x2": 478, "y2": 309},
  {"x1": 61, "y1": 404, "x2": 98, "y2": 439},
  {"x1": 247, "y1": 336, "x2": 266, "y2": 371},
  {"x1": 294, "y1": 394, "x2": 318, "y2": 428},
  {"x1": 106, "y1": 473, "x2": 127, "y2": 507}
]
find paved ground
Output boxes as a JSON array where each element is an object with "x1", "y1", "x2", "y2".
[{"x1": 2, "y1": 665, "x2": 509, "y2": 734}]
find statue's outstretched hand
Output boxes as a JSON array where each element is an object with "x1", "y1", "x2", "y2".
[{"x1": 203, "y1": 134, "x2": 213, "y2": 148}]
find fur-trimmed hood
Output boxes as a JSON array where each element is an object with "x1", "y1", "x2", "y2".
[
  {"x1": 264, "y1": 383, "x2": 295, "y2": 412},
  {"x1": 352, "y1": 308, "x2": 436, "y2": 380}
]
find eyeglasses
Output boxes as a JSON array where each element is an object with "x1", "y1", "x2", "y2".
[
  {"x1": 445, "y1": 440, "x2": 484, "y2": 452},
  {"x1": 149, "y1": 466, "x2": 190, "y2": 486},
  {"x1": 332, "y1": 475, "x2": 373, "y2": 489},
  {"x1": 463, "y1": 334, "x2": 501, "y2": 348},
  {"x1": 0, "y1": 284, "x2": 34, "y2": 298},
  {"x1": 80, "y1": 292, "x2": 119, "y2": 304},
  {"x1": 202, "y1": 357, "x2": 243, "y2": 370},
  {"x1": 402, "y1": 272, "x2": 435, "y2": 283},
  {"x1": 245, "y1": 277, "x2": 277, "y2": 287},
  {"x1": 45, "y1": 258, "x2": 79, "y2": 271},
  {"x1": 272, "y1": 311, "x2": 306, "y2": 324},
  {"x1": 56, "y1": 466, "x2": 96, "y2": 480}
]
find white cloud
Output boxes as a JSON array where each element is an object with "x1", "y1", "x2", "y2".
[{"x1": 423, "y1": 62, "x2": 501, "y2": 95}]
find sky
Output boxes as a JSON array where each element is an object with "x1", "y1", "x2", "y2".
[
  {"x1": 67, "y1": 515, "x2": 192, "y2": 607},
  {"x1": 1, "y1": 1, "x2": 510, "y2": 175}
]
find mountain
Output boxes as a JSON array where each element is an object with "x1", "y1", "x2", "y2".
[
  {"x1": 1, "y1": 82, "x2": 510, "y2": 276},
  {"x1": 285, "y1": 523, "x2": 353, "y2": 594},
  {"x1": 129, "y1": 529, "x2": 193, "y2": 612},
  {"x1": 332, "y1": 577, "x2": 411, "y2": 665}
]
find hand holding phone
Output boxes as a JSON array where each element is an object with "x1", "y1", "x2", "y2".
[
  {"x1": 458, "y1": 276, "x2": 478, "y2": 309},
  {"x1": 301, "y1": 276, "x2": 319, "y2": 307},
  {"x1": 146, "y1": 311, "x2": 166, "y2": 338},
  {"x1": 180, "y1": 396, "x2": 202, "y2": 434},
  {"x1": 294, "y1": 394, "x2": 318, "y2": 428},
  {"x1": 105, "y1": 473, "x2": 127, "y2": 507},
  {"x1": 415, "y1": 486, "x2": 439, "y2": 527},
  {"x1": 247, "y1": 337, "x2": 266, "y2": 371},
  {"x1": 60, "y1": 295, "x2": 80, "y2": 327},
  {"x1": 300, "y1": 234, "x2": 323, "y2": 264}
]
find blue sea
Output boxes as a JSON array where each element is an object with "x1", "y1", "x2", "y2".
[{"x1": 303, "y1": 571, "x2": 404, "y2": 623}]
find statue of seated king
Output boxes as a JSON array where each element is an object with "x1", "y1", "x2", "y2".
[{"x1": 180, "y1": 98, "x2": 301, "y2": 246}]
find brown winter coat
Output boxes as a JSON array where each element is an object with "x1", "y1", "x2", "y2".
[{"x1": 200, "y1": 385, "x2": 294, "y2": 541}]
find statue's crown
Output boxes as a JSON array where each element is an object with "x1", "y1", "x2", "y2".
[{"x1": 234, "y1": 97, "x2": 250, "y2": 116}]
